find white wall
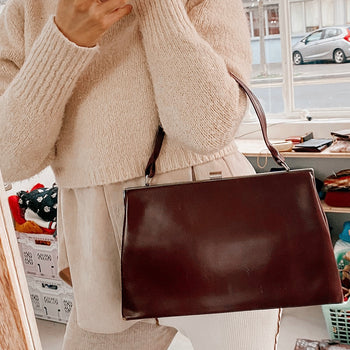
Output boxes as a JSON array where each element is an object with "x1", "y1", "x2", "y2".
[{"x1": 7, "y1": 167, "x2": 56, "y2": 196}]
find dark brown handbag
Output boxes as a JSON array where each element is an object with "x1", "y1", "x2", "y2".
[{"x1": 121, "y1": 72, "x2": 343, "y2": 320}]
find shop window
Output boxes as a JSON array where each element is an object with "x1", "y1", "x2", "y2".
[
  {"x1": 267, "y1": 6, "x2": 280, "y2": 35},
  {"x1": 244, "y1": 0, "x2": 350, "y2": 119}
]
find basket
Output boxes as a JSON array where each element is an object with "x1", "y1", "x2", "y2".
[
  {"x1": 322, "y1": 248, "x2": 350, "y2": 344},
  {"x1": 16, "y1": 231, "x2": 59, "y2": 279},
  {"x1": 26, "y1": 275, "x2": 73, "y2": 324}
]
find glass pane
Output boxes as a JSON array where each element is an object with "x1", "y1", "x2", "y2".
[
  {"x1": 324, "y1": 28, "x2": 341, "y2": 39},
  {"x1": 251, "y1": 86, "x2": 284, "y2": 114},
  {"x1": 295, "y1": 81, "x2": 350, "y2": 109},
  {"x1": 245, "y1": 0, "x2": 284, "y2": 115},
  {"x1": 291, "y1": 0, "x2": 350, "y2": 110},
  {"x1": 307, "y1": 30, "x2": 323, "y2": 42}
]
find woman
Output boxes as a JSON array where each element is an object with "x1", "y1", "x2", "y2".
[{"x1": 0, "y1": 0, "x2": 280, "y2": 349}]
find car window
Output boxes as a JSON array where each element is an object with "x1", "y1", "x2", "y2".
[
  {"x1": 324, "y1": 28, "x2": 340, "y2": 38},
  {"x1": 306, "y1": 30, "x2": 323, "y2": 42}
]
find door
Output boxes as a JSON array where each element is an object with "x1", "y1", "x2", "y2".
[
  {"x1": 302, "y1": 29, "x2": 325, "y2": 61},
  {"x1": 0, "y1": 171, "x2": 42, "y2": 350}
]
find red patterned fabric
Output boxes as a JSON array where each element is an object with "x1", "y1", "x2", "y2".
[
  {"x1": 325, "y1": 191, "x2": 350, "y2": 207},
  {"x1": 8, "y1": 195, "x2": 25, "y2": 224}
]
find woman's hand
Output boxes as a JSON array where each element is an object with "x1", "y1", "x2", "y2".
[{"x1": 55, "y1": 0, "x2": 133, "y2": 47}]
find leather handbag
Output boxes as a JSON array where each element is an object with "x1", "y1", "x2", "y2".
[{"x1": 121, "y1": 72, "x2": 343, "y2": 320}]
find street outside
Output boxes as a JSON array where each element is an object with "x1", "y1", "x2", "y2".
[{"x1": 251, "y1": 61, "x2": 350, "y2": 114}]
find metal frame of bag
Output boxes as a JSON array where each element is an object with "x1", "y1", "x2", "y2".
[{"x1": 121, "y1": 71, "x2": 343, "y2": 321}]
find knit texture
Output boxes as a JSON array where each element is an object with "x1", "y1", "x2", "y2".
[{"x1": 0, "y1": 0, "x2": 252, "y2": 188}]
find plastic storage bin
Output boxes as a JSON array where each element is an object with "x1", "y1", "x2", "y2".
[
  {"x1": 16, "y1": 231, "x2": 58, "y2": 279},
  {"x1": 26, "y1": 275, "x2": 73, "y2": 324},
  {"x1": 322, "y1": 248, "x2": 350, "y2": 344}
]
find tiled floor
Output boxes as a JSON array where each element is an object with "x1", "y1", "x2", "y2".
[
  {"x1": 278, "y1": 306, "x2": 330, "y2": 349},
  {"x1": 37, "y1": 305, "x2": 332, "y2": 349}
]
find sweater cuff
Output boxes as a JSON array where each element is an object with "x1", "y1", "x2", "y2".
[
  {"x1": 133, "y1": 0, "x2": 197, "y2": 46},
  {"x1": 10, "y1": 16, "x2": 98, "y2": 114}
]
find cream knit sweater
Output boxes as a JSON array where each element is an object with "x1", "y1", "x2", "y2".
[{"x1": 0, "y1": 0, "x2": 251, "y2": 189}]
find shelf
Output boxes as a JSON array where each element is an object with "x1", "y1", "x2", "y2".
[
  {"x1": 235, "y1": 139, "x2": 350, "y2": 214},
  {"x1": 321, "y1": 201, "x2": 350, "y2": 214},
  {"x1": 236, "y1": 139, "x2": 350, "y2": 159}
]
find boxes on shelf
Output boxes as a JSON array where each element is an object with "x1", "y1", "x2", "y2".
[
  {"x1": 26, "y1": 275, "x2": 73, "y2": 324},
  {"x1": 323, "y1": 248, "x2": 350, "y2": 344},
  {"x1": 16, "y1": 231, "x2": 58, "y2": 279}
]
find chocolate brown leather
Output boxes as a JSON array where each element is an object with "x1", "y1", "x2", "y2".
[
  {"x1": 122, "y1": 168, "x2": 342, "y2": 319},
  {"x1": 121, "y1": 72, "x2": 343, "y2": 320}
]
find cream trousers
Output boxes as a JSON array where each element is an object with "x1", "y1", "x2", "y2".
[{"x1": 58, "y1": 153, "x2": 281, "y2": 349}]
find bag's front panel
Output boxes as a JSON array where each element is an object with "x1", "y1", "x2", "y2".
[{"x1": 121, "y1": 169, "x2": 343, "y2": 319}]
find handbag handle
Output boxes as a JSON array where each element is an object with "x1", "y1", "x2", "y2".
[{"x1": 145, "y1": 71, "x2": 290, "y2": 182}]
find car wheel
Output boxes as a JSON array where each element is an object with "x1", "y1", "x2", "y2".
[
  {"x1": 293, "y1": 51, "x2": 303, "y2": 65},
  {"x1": 334, "y1": 49, "x2": 345, "y2": 64}
]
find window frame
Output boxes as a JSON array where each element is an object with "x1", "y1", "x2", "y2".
[{"x1": 246, "y1": 0, "x2": 350, "y2": 123}]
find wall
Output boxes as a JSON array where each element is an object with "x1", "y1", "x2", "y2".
[{"x1": 7, "y1": 167, "x2": 55, "y2": 196}]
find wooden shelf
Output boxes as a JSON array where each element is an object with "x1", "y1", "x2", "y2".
[
  {"x1": 236, "y1": 139, "x2": 350, "y2": 159},
  {"x1": 321, "y1": 201, "x2": 350, "y2": 214}
]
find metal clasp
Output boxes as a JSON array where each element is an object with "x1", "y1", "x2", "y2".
[
  {"x1": 145, "y1": 175, "x2": 152, "y2": 187},
  {"x1": 209, "y1": 171, "x2": 223, "y2": 180}
]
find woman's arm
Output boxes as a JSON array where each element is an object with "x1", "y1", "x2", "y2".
[
  {"x1": 0, "y1": 0, "x2": 131, "y2": 183},
  {"x1": 133, "y1": 0, "x2": 252, "y2": 154}
]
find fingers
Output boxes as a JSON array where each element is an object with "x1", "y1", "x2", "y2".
[
  {"x1": 55, "y1": 0, "x2": 133, "y2": 47},
  {"x1": 98, "y1": 0, "x2": 132, "y2": 14},
  {"x1": 104, "y1": 4, "x2": 133, "y2": 26},
  {"x1": 99, "y1": 0, "x2": 133, "y2": 27}
]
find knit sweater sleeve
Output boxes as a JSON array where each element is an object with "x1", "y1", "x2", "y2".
[
  {"x1": 133, "y1": 0, "x2": 252, "y2": 154},
  {"x1": 0, "y1": 1, "x2": 98, "y2": 183}
]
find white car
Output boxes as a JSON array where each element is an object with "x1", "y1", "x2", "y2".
[{"x1": 292, "y1": 26, "x2": 350, "y2": 65}]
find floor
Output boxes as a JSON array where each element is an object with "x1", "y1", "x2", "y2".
[{"x1": 37, "y1": 305, "x2": 331, "y2": 349}]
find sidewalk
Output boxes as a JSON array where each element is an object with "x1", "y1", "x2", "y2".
[{"x1": 252, "y1": 62, "x2": 350, "y2": 83}]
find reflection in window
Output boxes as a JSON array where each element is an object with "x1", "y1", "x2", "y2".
[{"x1": 324, "y1": 28, "x2": 340, "y2": 39}]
